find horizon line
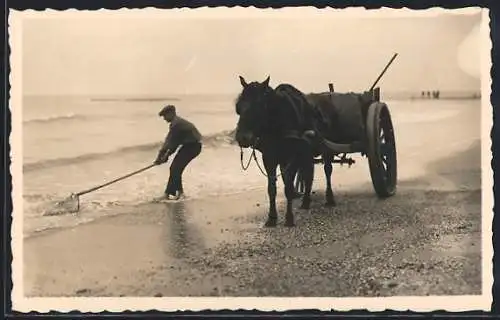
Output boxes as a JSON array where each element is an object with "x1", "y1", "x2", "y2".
[{"x1": 23, "y1": 89, "x2": 481, "y2": 97}]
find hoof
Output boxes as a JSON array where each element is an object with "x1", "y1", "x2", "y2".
[
  {"x1": 300, "y1": 197, "x2": 311, "y2": 210},
  {"x1": 264, "y1": 218, "x2": 277, "y2": 228},
  {"x1": 284, "y1": 220, "x2": 296, "y2": 227},
  {"x1": 300, "y1": 202, "x2": 310, "y2": 210},
  {"x1": 324, "y1": 201, "x2": 336, "y2": 207}
]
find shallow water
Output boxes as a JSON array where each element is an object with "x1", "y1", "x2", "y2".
[{"x1": 20, "y1": 94, "x2": 480, "y2": 237}]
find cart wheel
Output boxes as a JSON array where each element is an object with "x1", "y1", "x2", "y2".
[
  {"x1": 294, "y1": 170, "x2": 305, "y2": 197},
  {"x1": 366, "y1": 102, "x2": 397, "y2": 198}
]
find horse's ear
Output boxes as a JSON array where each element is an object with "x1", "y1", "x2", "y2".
[
  {"x1": 239, "y1": 76, "x2": 248, "y2": 88},
  {"x1": 262, "y1": 76, "x2": 270, "y2": 87}
]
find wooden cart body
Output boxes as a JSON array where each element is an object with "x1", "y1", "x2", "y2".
[{"x1": 294, "y1": 84, "x2": 397, "y2": 198}]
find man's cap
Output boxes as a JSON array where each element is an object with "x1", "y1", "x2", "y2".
[{"x1": 159, "y1": 105, "x2": 176, "y2": 117}]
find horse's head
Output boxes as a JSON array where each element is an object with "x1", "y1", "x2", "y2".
[{"x1": 234, "y1": 75, "x2": 272, "y2": 148}]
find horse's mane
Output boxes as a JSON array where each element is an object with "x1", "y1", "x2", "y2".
[
  {"x1": 275, "y1": 83, "x2": 306, "y2": 98},
  {"x1": 273, "y1": 84, "x2": 314, "y2": 131},
  {"x1": 234, "y1": 81, "x2": 315, "y2": 135}
]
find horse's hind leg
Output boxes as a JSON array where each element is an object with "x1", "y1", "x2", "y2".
[
  {"x1": 300, "y1": 159, "x2": 314, "y2": 210},
  {"x1": 293, "y1": 168, "x2": 303, "y2": 199},
  {"x1": 323, "y1": 153, "x2": 336, "y2": 207}
]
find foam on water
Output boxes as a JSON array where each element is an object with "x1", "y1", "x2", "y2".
[
  {"x1": 21, "y1": 95, "x2": 479, "y2": 237},
  {"x1": 22, "y1": 94, "x2": 247, "y2": 236}
]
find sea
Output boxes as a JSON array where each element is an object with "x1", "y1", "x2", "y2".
[{"x1": 20, "y1": 93, "x2": 481, "y2": 237}]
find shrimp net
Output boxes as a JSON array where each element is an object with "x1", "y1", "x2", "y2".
[{"x1": 43, "y1": 193, "x2": 80, "y2": 216}]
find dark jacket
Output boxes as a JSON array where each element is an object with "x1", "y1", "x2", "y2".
[{"x1": 158, "y1": 116, "x2": 202, "y2": 157}]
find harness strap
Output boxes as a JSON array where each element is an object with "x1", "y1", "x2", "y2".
[{"x1": 239, "y1": 146, "x2": 295, "y2": 179}]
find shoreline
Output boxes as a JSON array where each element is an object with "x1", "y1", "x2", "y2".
[
  {"x1": 21, "y1": 106, "x2": 483, "y2": 298},
  {"x1": 23, "y1": 184, "x2": 482, "y2": 297},
  {"x1": 23, "y1": 185, "x2": 266, "y2": 240},
  {"x1": 23, "y1": 188, "x2": 272, "y2": 297}
]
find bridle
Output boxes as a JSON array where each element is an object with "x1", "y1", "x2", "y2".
[
  {"x1": 237, "y1": 86, "x2": 298, "y2": 179},
  {"x1": 239, "y1": 145, "x2": 264, "y2": 173},
  {"x1": 239, "y1": 140, "x2": 297, "y2": 180},
  {"x1": 240, "y1": 145, "x2": 293, "y2": 179}
]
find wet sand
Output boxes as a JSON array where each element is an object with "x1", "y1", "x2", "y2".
[
  {"x1": 24, "y1": 140, "x2": 482, "y2": 297},
  {"x1": 24, "y1": 191, "x2": 268, "y2": 297},
  {"x1": 23, "y1": 100, "x2": 483, "y2": 297}
]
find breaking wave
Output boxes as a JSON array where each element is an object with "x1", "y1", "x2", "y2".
[
  {"x1": 23, "y1": 113, "x2": 89, "y2": 124},
  {"x1": 23, "y1": 129, "x2": 237, "y2": 172}
]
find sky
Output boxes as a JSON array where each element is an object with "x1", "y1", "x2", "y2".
[{"x1": 21, "y1": 8, "x2": 482, "y2": 96}]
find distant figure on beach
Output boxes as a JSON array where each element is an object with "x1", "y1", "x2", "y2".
[
  {"x1": 429, "y1": 90, "x2": 440, "y2": 99},
  {"x1": 154, "y1": 105, "x2": 202, "y2": 200}
]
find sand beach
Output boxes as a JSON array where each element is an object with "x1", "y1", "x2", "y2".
[{"x1": 23, "y1": 98, "x2": 483, "y2": 297}]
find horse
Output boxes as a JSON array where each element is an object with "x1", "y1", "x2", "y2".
[{"x1": 234, "y1": 76, "x2": 337, "y2": 227}]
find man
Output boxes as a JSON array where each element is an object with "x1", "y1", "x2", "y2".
[{"x1": 154, "y1": 105, "x2": 202, "y2": 200}]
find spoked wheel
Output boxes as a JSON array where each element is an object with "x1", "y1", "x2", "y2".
[
  {"x1": 293, "y1": 169, "x2": 305, "y2": 197},
  {"x1": 366, "y1": 102, "x2": 397, "y2": 198}
]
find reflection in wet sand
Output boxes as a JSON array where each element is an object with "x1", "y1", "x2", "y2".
[{"x1": 160, "y1": 201, "x2": 205, "y2": 260}]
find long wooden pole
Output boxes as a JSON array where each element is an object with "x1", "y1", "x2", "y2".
[
  {"x1": 369, "y1": 53, "x2": 398, "y2": 92},
  {"x1": 75, "y1": 163, "x2": 157, "y2": 197}
]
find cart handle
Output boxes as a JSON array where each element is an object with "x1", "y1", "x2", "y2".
[{"x1": 369, "y1": 53, "x2": 398, "y2": 92}]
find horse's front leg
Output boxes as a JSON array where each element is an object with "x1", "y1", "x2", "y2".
[
  {"x1": 281, "y1": 161, "x2": 298, "y2": 227},
  {"x1": 323, "y1": 153, "x2": 336, "y2": 206},
  {"x1": 263, "y1": 153, "x2": 279, "y2": 228}
]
